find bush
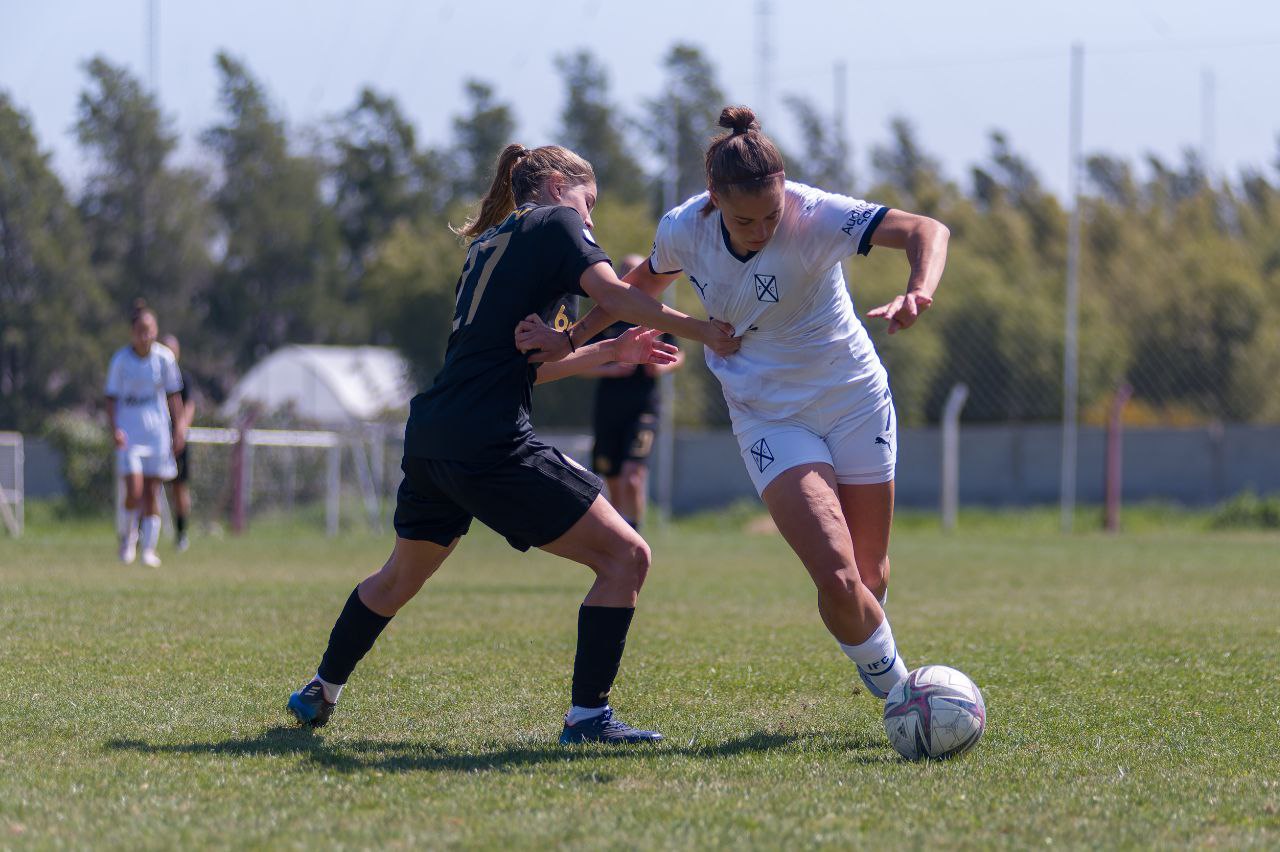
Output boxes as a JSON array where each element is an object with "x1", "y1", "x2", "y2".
[
  {"x1": 42, "y1": 411, "x2": 113, "y2": 517},
  {"x1": 1209, "y1": 491, "x2": 1280, "y2": 530}
]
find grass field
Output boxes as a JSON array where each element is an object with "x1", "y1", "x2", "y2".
[{"x1": 2, "y1": 508, "x2": 1278, "y2": 849}]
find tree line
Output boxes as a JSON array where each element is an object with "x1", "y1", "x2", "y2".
[{"x1": 2, "y1": 45, "x2": 1277, "y2": 435}]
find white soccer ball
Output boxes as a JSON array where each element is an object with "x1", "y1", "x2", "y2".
[{"x1": 883, "y1": 665, "x2": 986, "y2": 760}]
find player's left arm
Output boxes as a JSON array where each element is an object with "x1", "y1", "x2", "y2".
[
  {"x1": 533, "y1": 322, "x2": 679, "y2": 385},
  {"x1": 865, "y1": 209, "x2": 950, "y2": 334}
]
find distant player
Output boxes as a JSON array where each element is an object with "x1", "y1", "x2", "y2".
[
  {"x1": 586, "y1": 254, "x2": 685, "y2": 530},
  {"x1": 160, "y1": 334, "x2": 195, "y2": 552},
  {"x1": 105, "y1": 300, "x2": 185, "y2": 568},
  {"x1": 286, "y1": 144, "x2": 738, "y2": 743},
  {"x1": 525, "y1": 107, "x2": 949, "y2": 701}
]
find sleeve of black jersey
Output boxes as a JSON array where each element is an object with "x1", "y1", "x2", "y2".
[{"x1": 543, "y1": 206, "x2": 611, "y2": 297}]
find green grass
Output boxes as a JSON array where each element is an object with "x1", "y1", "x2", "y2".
[{"x1": 2, "y1": 510, "x2": 1278, "y2": 849}]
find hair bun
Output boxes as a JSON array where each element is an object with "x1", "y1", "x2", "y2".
[{"x1": 719, "y1": 106, "x2": 759, "y2": 136}]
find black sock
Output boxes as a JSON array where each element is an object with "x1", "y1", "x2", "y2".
[
  {"x1": 317, "y1": 587, "x2": 393, "y2": 686},
  {"x1": 570, "y1": 605, "x2": 636, "y2": 709},
  {"x1": 175, "y1": 515, "x2": 187, "y2": 536}
]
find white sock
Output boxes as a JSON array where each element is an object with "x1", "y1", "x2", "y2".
[
  {"x1": 315, "y1": 675, "x2": 343, "y2": 704},
  {"x1": 565, "y1": 704, "x2": 608, "y2": 725},
  {"x1": 119, "y1": 507, "x2": 141, "y2": 542},
  {"x1": 839, "y1": 617, "x2": 909, "y2": 695},
  {"x1": 140, "y1": 514, "x2": 161, "y2": 553}
]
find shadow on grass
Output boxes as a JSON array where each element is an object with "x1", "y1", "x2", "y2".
[{"x1": 106, "y1": 725, "x2": 892, "y2": 774}]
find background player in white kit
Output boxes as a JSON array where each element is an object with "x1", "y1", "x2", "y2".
[
  {"x1": 105, "y1": 300, "x2": 185, "y2": 567},
  {"x1": 527, "y1": 106, "x2": 949, "y2": 701}
]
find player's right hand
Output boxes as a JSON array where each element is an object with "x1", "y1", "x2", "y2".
[
  {"x1": 703, "y1": 319, "x2": 740, "y2": 357},
  {"x1": 113, "y1": 429, "x2": 127, "y2": 449},
  {"x1": 515, "y1": 313, "x2": 571, "y2": 363}
]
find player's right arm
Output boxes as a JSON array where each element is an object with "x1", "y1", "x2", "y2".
[{"x1": 568, "y1": 260, "x2": 679, "y2": 346}]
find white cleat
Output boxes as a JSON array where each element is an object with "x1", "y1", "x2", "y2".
[
  {"x1": 141, "y1": 549, "x2": 162, "y2": 568},
  {"x1": 119, "y1": 536, "x2": 137, "y2": 565}
]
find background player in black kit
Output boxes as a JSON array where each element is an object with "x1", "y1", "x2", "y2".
[
  {"x1": 287, "y1": 143, "x2": 739, "y2": 744},
  {"x1": 588, "y1": 254, "x2": 684, "y2": 531}
]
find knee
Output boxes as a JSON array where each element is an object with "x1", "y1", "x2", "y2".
[
  {"x1": 813, "y1": 568, "x2": 863, "y2": 603},
  {"x1": 622, "y1": 467, "x2": 646, "y2": 496},
  {"x1": 600, "y1": 538, "x2": 651, "y2": 592}
]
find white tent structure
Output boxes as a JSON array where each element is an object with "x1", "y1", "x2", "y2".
[{"x1": 222, "y1": 345, "x2": 414, "y2": 425}]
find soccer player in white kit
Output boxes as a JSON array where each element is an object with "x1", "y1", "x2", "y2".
[
  {"x1": 105, "y1": 301, "x2": 186, "y2": 567},
  {"x1": 528, "y1": 106, "x2": 950, "y2": 701}
]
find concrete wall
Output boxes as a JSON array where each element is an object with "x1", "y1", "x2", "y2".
[
  {"x1": 20, "y1": 425, "x2": 1280, "y2": 513},
  {"x1": 662, "y1": 424, "x2": 1280, "y2": 513}
]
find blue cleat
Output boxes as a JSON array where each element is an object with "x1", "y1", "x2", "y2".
[
  {"x1": 287, "y1": 679, "x2": 335, "y2": 728},
  {"x1": 559, "y1": 708, "x2": 663, "y2": 744}
]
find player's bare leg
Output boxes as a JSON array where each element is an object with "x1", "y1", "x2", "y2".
[
  {"x1": 288, "y1": 537, "x2": 456, "y2": 727},
  {"x1": 138, "y1": 476, "x2": 164, "y2": 567},
  {"x1": 540, "y1": 494, "x2": 662, "y2": 743},
  {"x1": 762, "y1": 463, "x2": 907, "y2": 698},
  {"x1": 838, "y1": 480, "x2": 894, "y2": 606},
  {"x1": 118, "y1": 472, "x2": 144, "y2": 564}
]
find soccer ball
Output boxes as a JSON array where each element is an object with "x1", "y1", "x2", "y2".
[{"x1": 883, "y1": 665, "x2": 986, "y2": 760}]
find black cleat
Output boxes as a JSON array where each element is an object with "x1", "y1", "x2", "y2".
[
  {"x1": 559, "y1": 708, "x2": 663, "y2": 744},
  {"x1": 287, "y1": 679, "x2": 335, "y2": 728}
]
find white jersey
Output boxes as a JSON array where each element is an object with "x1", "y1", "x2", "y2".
[
  {"x1": 650, "y1": 181, "x2": 890, "y2": 430},
  {"x1": 105, "y1": 343, "x2": 183, "y2": 445}
]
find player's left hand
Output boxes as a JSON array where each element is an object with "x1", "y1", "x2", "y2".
[
  {"x1": 867, "y1": 291, "x2": 933, "y2": 334},
  {"x1": 611, "y1": 326, "x2": 679, "y2": 367},
  {"x1": 515, "y1": 314, "x2": 571, "y2": 363}
]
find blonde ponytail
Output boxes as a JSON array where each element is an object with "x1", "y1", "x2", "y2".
[
  {"x1": 454, "y1": 144, "x2": 596, "y2": 241},
  {"x1": 454, "y1": 144, "x2": 530, "y2": 240}
]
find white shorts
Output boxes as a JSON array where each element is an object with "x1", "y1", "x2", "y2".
[
  {"x1": 736, "y1": 391, "x2": 897, "y2": 495},
  {"x1": 116, "y1": 441, "x2": 177, "y2": 480}
]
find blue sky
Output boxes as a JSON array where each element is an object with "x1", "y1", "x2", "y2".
[{"x1": 2, "y1": 0, "x2": 1277, "y2": 198}]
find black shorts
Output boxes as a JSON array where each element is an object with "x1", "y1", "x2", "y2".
[
  {"x1": 173, "y1": 446, "x2": 190, "y2": 484},
  {"x1": 393, "y1": 441, "x2": 603, "y2": 552},
  {"x1": 593, "y1": 411, "x2": 657, "y2": 478}
]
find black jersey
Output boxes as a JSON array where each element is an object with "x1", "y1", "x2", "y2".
[
  {"x1": 407, "y1": 203, "x2": 609, "y2": 461},
  {"x1": 592, "y1": 321, "x2": 662, "y2": 421}
]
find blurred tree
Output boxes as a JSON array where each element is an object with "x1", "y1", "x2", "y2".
[
  {"x1": 330, "y1": 87, "x2": 449, "y2": 281},
  {"x1": 0, "y1": 92, "x2": 113, "y2": 430},
  {"x1": 782, "y1": 94, "x2": 853, "y2": 191},
  {"x1": 555, "y1": 50, "x2": 648, "y2": 204},
  {"x1": 202, "y1": 52, "x2": 345, "y2": 382},
  {"x1": 450, "y1": 80, "x2": 516, "y2": 200},
  {"x1": 645, "y1": 44, "x2": 727, "y2": 206},
  {"x1": 869, "y1": 118, "x2": 949, "y2": 215},
  {"x1": 74, "y1": 57, "x2": 216, "y2": 370}
]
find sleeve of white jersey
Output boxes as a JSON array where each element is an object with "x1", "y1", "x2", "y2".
[
  {"x1": 798, "y1": 190, "x2": 889, "y2": 275},
  {"x1": 648, "y1": 210, "x2": 684, "y2": 276},
  {"x1": 104, "y1": 351, "x2": 123, "y2": 397},
  {"x1": 162, "y1": 351, "x2": 183, "y2": 395}
]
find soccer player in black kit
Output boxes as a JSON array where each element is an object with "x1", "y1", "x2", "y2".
[
  {"x1": 589, "y1": 254, "x2": 684, "y2": 530},
  {"x1": 287, "y1": 143, "x2": 739, "y2": 743}
]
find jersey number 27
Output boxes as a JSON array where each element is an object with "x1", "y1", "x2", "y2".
[{"x1": 452, "y1": 231, "x2": 512, "y2": 331}]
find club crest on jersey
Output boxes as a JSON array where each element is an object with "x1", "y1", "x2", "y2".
[
  {"x1": 842, "y1": 202, "x2": 878, "y2": 236},
  {"x1": 749, "y1": 438, "x2": 775, "y2": 472},
  {"x1": 754, "y1": 274, "x2": 779, "y2": 303},
  {"x1": 582, "y1": 228, "x2": 599, "y2": 247}
]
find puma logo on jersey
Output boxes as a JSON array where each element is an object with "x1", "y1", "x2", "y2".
[
  {"x1": 690, "y1": 274, "x2": 709, "y2": 298},
  {"x1": 754, "y1": 274, "x2": 778, "y2": 303},
  {"x1": 875, "y1": 436, "x2": 892, "y2": 446}
]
